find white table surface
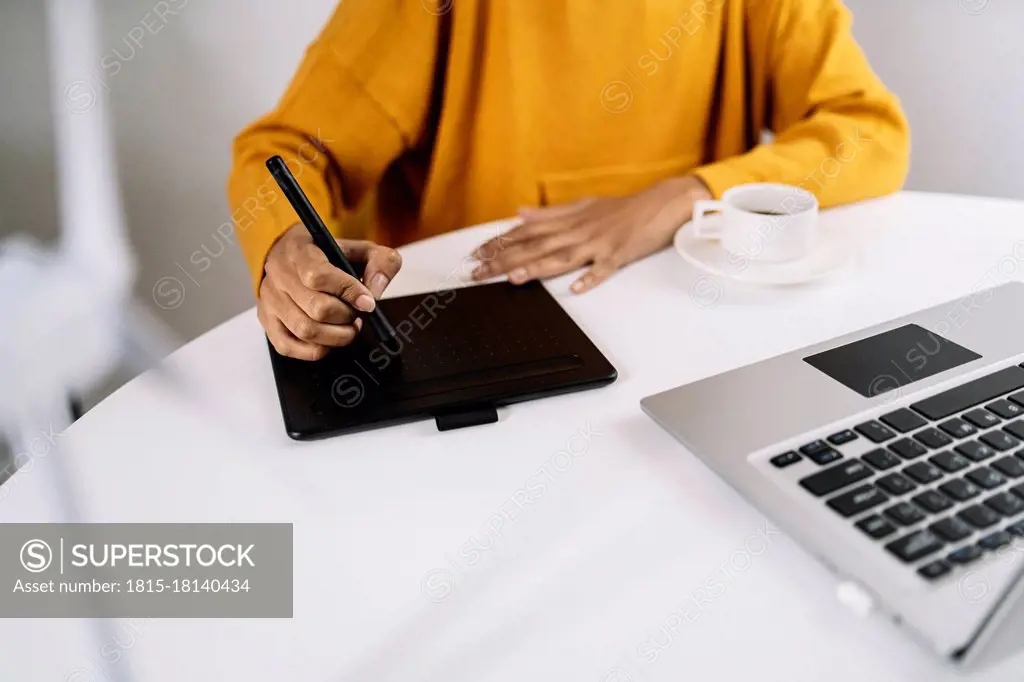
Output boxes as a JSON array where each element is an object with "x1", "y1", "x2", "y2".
[{"x1": 5, "y1": 190, "x2": 1024, "y2": 682}]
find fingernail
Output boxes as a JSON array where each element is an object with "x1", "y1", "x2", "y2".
[
  {"x1": 509, "y1": 268, "x2": 527, "y2": 284},
  {"x1": 354, "y1": 318, "x2": 363, "y2": 331},
  {"x1": 355, "y1": 294, "x2": 375, "y2": 312},
  {"x1": 370, "y1": 273, "x2": 389, "y2": 297},
  {"x1": 472, "y1": 264, "x2": 489, "y2": 279},
  {"x1": 571, "y1": 279, "x2": 585, "y2": 293}
]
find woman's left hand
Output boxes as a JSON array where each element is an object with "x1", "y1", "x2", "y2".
[{"x1": 469, "y1": 175, "x2": 712, "y2": 293}]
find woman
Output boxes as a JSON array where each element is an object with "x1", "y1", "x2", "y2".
[{"x1": 229, "y1": 0, "x2": 909, "y2": 360}]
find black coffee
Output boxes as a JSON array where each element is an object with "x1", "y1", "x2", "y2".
[{"x1": 748, "y1": 210, "x2": 787, "y2": 216}]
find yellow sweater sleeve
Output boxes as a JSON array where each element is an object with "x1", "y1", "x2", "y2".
[
  {"x1": 693, "y1": 0, "x2": 910, "y2": 206},
  {"x1": 227, "y1": 1, "x2": 439, "y2": 295}
]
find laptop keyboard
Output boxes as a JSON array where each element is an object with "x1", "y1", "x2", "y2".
[{"x1": 772, "y1": 364, "x2": 1024, "y2": 583}]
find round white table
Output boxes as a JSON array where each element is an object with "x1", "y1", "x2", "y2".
[{"x1": 5, "y1": 191, "x2": 1024, "y2": 682}]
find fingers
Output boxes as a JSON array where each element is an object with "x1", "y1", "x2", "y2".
[
  {"x1": 472, "y1": 217, "x2": 574, "y2": 263},
  {"x1": 471, "y1": 220, "x2": 590, "y2": 281},
  {"x1": 259, "y1": 270, "x2": 360, "y2": 361},
  {"x1": 296, "y1": 288, "x2": 359, "y2": 325},
  {"x1": 470, "y1": 199, "x2": 600, "y2": 276},
  {"x1": 299, "y1": 243, "x2": 377, "y2": 312},
  {"x1": 258, "y1": 290, "x2": 329, "y2": 362},
  {"x1": 273, "y1": 247, "x2": 359, "y2": 326},
  {"x1": 509, "y1": 247, "x2": 591, "y2": 283},
  {"x1": 518, "y1": 198, "x2": 596, "y2": 222},
  {"x1": 263, "y1": 279, "x2": 360, "y2": 347},
  {"x1": 354, "y1": 241, "x2": 403, "y2": 298},
  {"x1": 469, "y1": 198, "x2": 607, "y2": 282},
  {"x1": 472, "y1": 203, "x2": 591, "y2": 263},
  {"x1": 257, "y1": 225, "x2": 384, "y2": 360},
  {"x1": 571, "y1": 257, "x2": 621, "y2": 294},
  {"x1": 266, "y1": 241, "x2": 375, "y2": 316},
  {"x1": 477, "y1": 231, "x2": 588, "y2": 281}
]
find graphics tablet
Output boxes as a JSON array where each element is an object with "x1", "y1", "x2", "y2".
[{"x1": 267, "y1": 280, "x2": 617, "y2": 439}]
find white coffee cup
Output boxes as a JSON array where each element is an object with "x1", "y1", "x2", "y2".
[{"x1": 691, "y1": 183, "x2": 819, "y2": 263}]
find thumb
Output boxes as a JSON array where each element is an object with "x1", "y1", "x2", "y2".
[{"x1": 361, "y1": 244, "x2": 403, "y2": 299}]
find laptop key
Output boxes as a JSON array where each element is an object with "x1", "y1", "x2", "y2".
[
  {"x1": 1011, "y1": 484, "x2": 1024, "y2": 500},
  {"x1": 959, "y1": 504, "x2": 1002, "y2": 529},
  {"x1": 1007, "y1": 521, "x2": 1024, "y2": 536},
  {"x1": 918, "y1": 560, "x2": 952, "y2": 581},
  {"x1": 987, "y1": 399, "x2": 1024, "y2": 420},
  {"x1": 1010, "y1": 390, "x2": 1024, "y2": 408},
  {"x1": 911, "y1": 366, "x2": 1024, "y2": 420},
  {"x1": 931, "y1": 516, "x2": 974, "y2": 542},
  {"x1": 966, "y1": 467, "x2": 1007, "y2": 490},
  {"x1": 808, "y1": 448, "x2": 842, "y2": 465},
  {"x1": 939, "y1": 478, "x2": 981, "y2": 502},
  {"x1": 799, "y1": 441, "x2": 843, "y2": 465},
  {"x1": 979, "y1": 531, "x2": 1013, "y2": 550},
  {"x1": 877, "y1": 473, "x2": 917, "y2": 496},
  {"x1": 855, "y1": 420, "x2": 896, "y2": 443},
  {"x1": 880, "y1": 408, "x2": 927, "y2": 433},
  {"x1": 890, "y1": 438, "x2": 929, "y2": 460},
  {"x1": 799, "y1": 460, "x2": 873, "y2": 497},
  {"x1": 948, "y1": 545, "x2": 984, "y2": 565},
  {"x1": 992, "y1": 456, "x2": 1024, "y2": 479},
  {"x1": 771, "y1": 451, "x2": 801, "y2": 468},
  {"x1": 955, "y1": 440, "x2": 997, "y2": 462},
  {"x1": 886, "y1": 530, "x2": 944, "y2": 563},
  {"x1": 828, "y1": 485, "x2": 889, "y2": 517},
  {"x1": 1004, "y1": 420, "x2": 1024, "y2": 441},
  {"x1": 915, "y1": 428, "x2": 954, "y2": 449},
  {"x1": 980, "y1": 430, "x2": 1020, "y2": 452},
  {"x1": 856, "y1": 514, "x2": 896, "y2": 539},
  {"x1": 938, "y1": 418, "x2": 977, "y2": 439},
  {"x1": 931, "y1": 451, "x2": 972, "y2": 473},
  {"x1": 963, "y1": 408, "x2": 1001, "y2": 428},
  {"x1": 800, "y1": 440, "x2": 831, "y2": 456},
  {"x1": 913, "y1": 490, "x2": 954, "y2": 514},
  {"x1": 827, "y1": 429, "x2": 858, "y2": 445},
  {"x1": 886, "y1": 502, "x2": 926, "y2": 526},
  {"x1": 863, "y1": 448, "x2": 902, "y2": 471},
  {"x1": 985, "y1": 491, "x2": 1024, "y2": 517},
  {"x1": 904, "y1": 462, "x2": 944, "y2": 484}
]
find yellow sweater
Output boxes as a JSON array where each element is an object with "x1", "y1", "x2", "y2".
[{"x1": 229, "y1": 0, "x2": 910, "y2": 293}]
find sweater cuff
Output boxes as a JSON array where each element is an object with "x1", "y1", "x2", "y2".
[
  {"x1": 232, "y1": 167, "x2": 338, "y2": 297},
  {"x1": 690, "y1": 158, "x2": 762, "y2": 200}
]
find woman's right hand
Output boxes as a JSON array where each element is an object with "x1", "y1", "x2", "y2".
[{"x1": 257, "y1": 224, "x2": 402, "y2": 360}]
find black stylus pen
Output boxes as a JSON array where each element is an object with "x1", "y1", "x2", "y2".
[{"x1": 266, "y1": 155, "x2": 398, "y2": 346}]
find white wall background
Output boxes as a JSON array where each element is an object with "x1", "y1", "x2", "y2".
[
  {"x1": 0, "y1": 0, "x2": 1022, "y2": 403},
  {"x1": 844, "y1": 0, "x2": 1024, "y2": 199}
]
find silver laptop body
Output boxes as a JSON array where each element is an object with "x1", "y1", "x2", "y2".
[{"x1": 641, "y1": 282, "x2": 1024, "y2": 669}]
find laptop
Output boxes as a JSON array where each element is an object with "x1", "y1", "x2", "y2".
[{"x1": 641, "y1": 282, "x2": 1024, "y2": 669}]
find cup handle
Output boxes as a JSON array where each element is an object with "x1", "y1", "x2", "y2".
[{"x1": 691, "y1": 200, "x2": 725, "y2": 240}]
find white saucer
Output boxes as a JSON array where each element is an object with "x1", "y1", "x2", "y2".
[{"x1": 673, "y1": 219, "x2": 854, "y2": 286}]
